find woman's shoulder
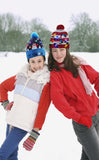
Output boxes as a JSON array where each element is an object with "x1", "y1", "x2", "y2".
[
  {"x1": 50, "y1": 69, "x2": 64, "y2": 80},
  {"x1": 73, "y1": 56, "x2": 88, "y2": 65}
]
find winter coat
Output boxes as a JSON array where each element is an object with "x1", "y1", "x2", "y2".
[
  {"x1": 0, "y1": 64, "x2": 50, "y2": 132},
  {"x1": 50, "y1": 64, "x2": 99, "y2": 122}
]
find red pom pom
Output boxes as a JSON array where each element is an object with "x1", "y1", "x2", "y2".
[{"x1": 56, "y1": 24, "x2": 65, "y2": 30}]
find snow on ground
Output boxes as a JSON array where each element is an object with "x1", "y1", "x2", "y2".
[{"x1": 0, "y1": 52, "x2": 99, "y2": 160}]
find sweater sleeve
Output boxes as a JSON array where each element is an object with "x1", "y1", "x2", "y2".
[
  {"x1": 81, "y1": 65, "x2": 99, "y2": 96},
  {"x1": 0, "y1": 75, "x2": 16, "y2": 102},
  {"x1": 33, "y1": 82, "x2": 51, "y2": 130},
  {"x1": 50, "y1": 71, "x2": 81, "y2": 122}
]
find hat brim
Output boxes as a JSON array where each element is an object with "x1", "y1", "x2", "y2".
[{"x1": 26, "y1": 48, "x2": 45, "y2": 60}]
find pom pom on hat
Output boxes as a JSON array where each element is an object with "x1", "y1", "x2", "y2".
[
  {"x1": 31, "y1": 32, "x2": 39, "y2": 38},
  {"x1": 56, "y1": 24, "x2": 65, "y2": 30},
  {"x1": 26, "y1": 32, "x2": 45, "y2": 60},
  {"x1": 49, "y1": 24, "x2": 70, "y2": 49}
]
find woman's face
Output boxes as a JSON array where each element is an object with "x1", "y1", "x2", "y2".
[
  {"x1": 52, "y1": 48, "x2": 66, "y2": 63},
  {"x1": 29, "y1": 56, "x2": 44, "y2": 72}
]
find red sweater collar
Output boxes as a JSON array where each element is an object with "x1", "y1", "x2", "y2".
[{"x1": 55, "y1": 62, "x2": 64, "y2": 68}]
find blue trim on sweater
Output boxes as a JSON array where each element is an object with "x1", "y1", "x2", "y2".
[{"x1": 14, "y1": 84, "x2": 40, "y2": 102}]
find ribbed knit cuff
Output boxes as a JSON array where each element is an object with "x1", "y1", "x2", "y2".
[{"x1": 1, "y1": 100, "x2": 9, "y2": 109}]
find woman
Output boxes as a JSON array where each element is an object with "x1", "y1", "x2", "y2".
[{"x1": 48, "y1": 24, "x2": 99, "y2": 160}]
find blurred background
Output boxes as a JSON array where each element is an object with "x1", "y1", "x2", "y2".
[{"x1": 0, "y1": 0, "x2": 99, "y2": 53}]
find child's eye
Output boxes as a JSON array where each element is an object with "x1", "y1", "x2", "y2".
[{"x1": 60, "y1": 48, "x2": 64, "y2": 51}]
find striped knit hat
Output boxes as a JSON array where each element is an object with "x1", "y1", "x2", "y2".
[
  {"x1": 26, "y1": 32, "x2": 45, "y2": 60},
  {"x1": 49, "y1": 24, "x2": 70, "y2": 49}
]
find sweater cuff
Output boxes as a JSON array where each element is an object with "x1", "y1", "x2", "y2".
[{"x1": 72, "y1": 112, "x2": 81, "y2": 122}]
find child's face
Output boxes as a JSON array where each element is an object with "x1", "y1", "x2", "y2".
[
  {"x1": 52, "y1": 48, "x2": 66, "y2": 63},
  {"x1": 29, "y1": 56, "x2": 44, "y2": 72}
]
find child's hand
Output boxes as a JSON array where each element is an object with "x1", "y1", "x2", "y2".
[
  {"x1": 2, "y1": 100, "x2": 14, "y2": 110},
  {"x1": 1, "y1": 100, "x2": 9, "y2": 110},
  {"x1": 5, "y1": 101, "x2": 14, "y2": 110},
  {"x1": 23, "y1": 129, "x2": 40, "y2": 151}
]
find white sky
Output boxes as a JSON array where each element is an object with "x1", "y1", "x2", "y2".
[{"x1": 0, "y1": 0, "x2": 99, "y2": 31}]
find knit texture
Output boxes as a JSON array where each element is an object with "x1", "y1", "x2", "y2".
[
  {"x1": 74, "y1": 56, "x2": 93, "y2": 96},
  {"x1": 56, "y1": 57, "x2": 93, "y2": 96},
  {"x1": 6, "y1": 101, "x2": 14, "y2": 110},
  {"x1": 50, "y1": 65, "x2": 99, "y2": 122},
  {"x1": 5, "y1": 64, "x2": 50, "y2": 132},
  {"x1": 26, "y1": 32, "x2": 45, "y2": 60},
  {"x1": 49, "y1": 24, "x2": 70, "y2": 48},
  {"x1": 78, "y1": 67, "x2": 92, "y2": 95},
  {"x1": 23, "y1": 129, "x2": 40, "y2": 151},
  {"x1": 0, "y1": 75, "x2": 16, "y2": 102},
  {"x1": 0, "y1": 73, "x2": 50, "y2": 130},
  {"x1": 1, "y1": 100, "x2": 9, "y2": 109},
  {"x1": 78, "y1": 116, "x2": 92, "y2": 128}
]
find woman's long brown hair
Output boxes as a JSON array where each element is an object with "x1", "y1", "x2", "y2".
[{"x1": 48, "y1": 48, "x2": 81, "y2": 78}]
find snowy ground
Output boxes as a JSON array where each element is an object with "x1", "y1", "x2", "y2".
[{"x1": 0, "y1": 52, "x2": 99, "y2": 160}]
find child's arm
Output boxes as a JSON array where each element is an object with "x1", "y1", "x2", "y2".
[
  {"x1": 23, "y1": 129, "x2": 40, "y2": 151},
  {"x1": 23, "y1": 82, "x2": 51, "y2": 151},
  {"x1": 0, "y1": 75, "x2": 16, "y2": 102},
  {"x1": 33, "y1": 82, "x2": 51, "y2": 130}
]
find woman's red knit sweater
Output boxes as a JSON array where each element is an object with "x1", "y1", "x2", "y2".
[{"x1": 50, "y1": 65, "x2": 99, "y2": 122}]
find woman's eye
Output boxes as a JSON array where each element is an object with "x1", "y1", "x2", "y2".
[{"x1": 52, "y1": 50, "x2": 56, "y2": 52}]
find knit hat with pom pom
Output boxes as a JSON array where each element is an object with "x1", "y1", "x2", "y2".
[
  {"x1": 26, "y1": 32, "x2": 45, "y2": 60},
  {"x1": 49, "y1": 24, "x2": 70, "y2": 49}
]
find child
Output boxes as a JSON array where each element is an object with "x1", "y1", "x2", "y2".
[
  {"x1": 48, "y1": 24, "x2": 99, "y2": 160},
  {"x1": 0, "y1": 32, "x2": 50, "y2": 160}
]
